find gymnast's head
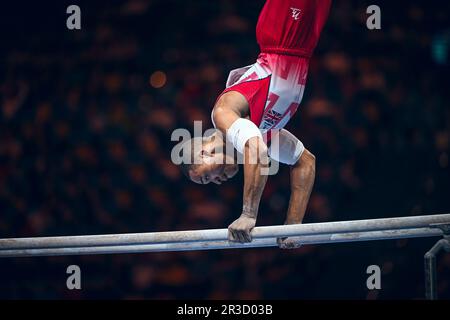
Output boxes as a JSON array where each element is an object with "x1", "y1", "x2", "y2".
[{"x1": 177, "y1": 131, "x2": 239, "y2": 185}]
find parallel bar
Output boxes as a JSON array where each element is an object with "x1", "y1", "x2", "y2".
[
  {"x1": 0, "y1": 214, "x2": 449, "y2": 250},
  {"x1": 0, "y1": 228, "x2": 442, "y2": 258}
]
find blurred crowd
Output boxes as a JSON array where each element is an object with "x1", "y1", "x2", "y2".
[{"x1": 1, "y1": 0, "x2": 449, "y2": 299}]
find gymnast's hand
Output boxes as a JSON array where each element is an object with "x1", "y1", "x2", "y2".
[
  {"x1": 228, "y1": 214, "x2": 256, "y2": 243},
  {"x1": 277, "y1": 221, "x2": 303, "y2": 249},
  {"x1": 277, "y1": 237, "x2": 303, "y2": 249}
]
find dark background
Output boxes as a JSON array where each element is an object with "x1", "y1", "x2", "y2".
[{"x1": 0, "y1": 0, "x2": 449, "y2": 299}]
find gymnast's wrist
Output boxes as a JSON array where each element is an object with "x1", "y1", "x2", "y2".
[{"x1": 241, "y1": 207, "x2": 257, "y2": 219}]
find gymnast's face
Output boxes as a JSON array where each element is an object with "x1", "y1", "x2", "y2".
[{"x1": 188, "y1": 145, "x2": 238, "y2": 185}]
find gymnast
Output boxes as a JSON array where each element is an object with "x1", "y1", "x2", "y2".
[{"x1": 178, "y1": 0, "x2": 332, "y2": 248}]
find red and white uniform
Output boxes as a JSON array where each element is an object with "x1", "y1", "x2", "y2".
[{"x1": 214, "y1": 0, "x2": 332, "y2": 137}]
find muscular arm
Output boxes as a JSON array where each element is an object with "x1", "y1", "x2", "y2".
[
  {"x1": 285, "y1": 149, "x2": 316, "y2": 224},
  {"x1": 234, "y1": 136, "x2": 269, "y2": 242},
  {"x1": 213, "y1": 92, "x2": 269, "y2": 243},
  {"x1": 275, "y1": 148, "x2": 316, "y2": 249}
]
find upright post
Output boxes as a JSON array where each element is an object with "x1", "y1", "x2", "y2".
[{"x1": 424, "y1": 224, "x2": 450, "y2": 300}]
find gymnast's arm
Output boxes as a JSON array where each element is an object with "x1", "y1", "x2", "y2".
[
  {"x1": 212, "y1": 92, "x2": 270, "y2": 243},
  {"x1": 268, "y1": 129, "x2": 316, "y2": 225},
  {"x1": 285, "y1": 149, "x2": 316, "y2": 224}
]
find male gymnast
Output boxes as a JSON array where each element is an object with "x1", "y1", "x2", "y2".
[{"x1": 179, "y1": 0, "x2": 332, "y2": 248}]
